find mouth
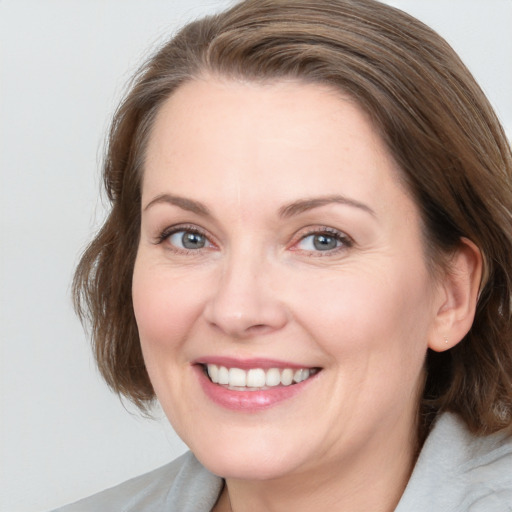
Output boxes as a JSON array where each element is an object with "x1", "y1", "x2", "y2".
[{"x1": 201, "y1": 363, "x2": 321, "y2": 391}]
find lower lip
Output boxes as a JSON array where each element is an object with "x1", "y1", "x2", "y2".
[{"x1": 195, "y1": 366, "x2": 319, "y2": 412}]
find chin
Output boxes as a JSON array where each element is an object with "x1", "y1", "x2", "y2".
[
  {"x1": 198, "y1": 449, "x2": 303, "y2": 481},
  {"x1": 184, "y1": 428, "x2": 309, "y2": 481}
]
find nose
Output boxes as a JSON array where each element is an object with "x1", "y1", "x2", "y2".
[{"x1": 203, "y1": 250, "x2": 288, "y2": 338}]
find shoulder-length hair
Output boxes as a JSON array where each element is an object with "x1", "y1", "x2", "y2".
[{"x1": 74, "y1": 0, "x2": 512, "y2": 434}]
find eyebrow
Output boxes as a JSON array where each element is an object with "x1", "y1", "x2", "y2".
[
  {"x1": 279, "y1": 195, "x2": 375, "y2": 218},
  {"x1": 143, "y1": 194, "x2": 211, "y2": 216},
  {"x1": 143, "y1": 193, "x2": 375, "y2": 219}
]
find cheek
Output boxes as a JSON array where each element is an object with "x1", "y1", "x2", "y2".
[
  {"x1": 289, "y1": 263, "x2": 434, "y2": 364},
  {"x1": 131, "y1": 261, "x2": 204, "y2": 361},
  {"x1": 131, "y1": 259, "x2": 212, "y2": 425},
  {"x1": 295, "y1": 266, "x2": 434, "y2": 424}
]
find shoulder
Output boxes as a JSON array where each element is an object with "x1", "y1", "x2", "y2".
[
  {"x1": 396, "y1": 412, "x2": 512, "y2": 512},
  {"x1": 50, "y1": 451, "x2": 224, "y2": 512}
]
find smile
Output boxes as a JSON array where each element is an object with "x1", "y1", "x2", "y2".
[
  {"x1": 204, "y1": 364, "x2": 319, "y2": 390},
  {"x1": 195, "y1": 358, "x2": 322, "y2": 411}
]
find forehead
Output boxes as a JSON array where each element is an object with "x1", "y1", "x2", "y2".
[{"x1": 142, "y1": 77, "x2": 409, "y2": 215}]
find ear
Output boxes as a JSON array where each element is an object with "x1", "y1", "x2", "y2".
[{"x1": 428, "y1": 238, "x2": 483, "y2": 352}]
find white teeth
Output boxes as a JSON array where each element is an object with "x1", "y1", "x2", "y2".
[
  {"x1": 207, "y1": 364, "x2": 219, "y2": 383},
  {"x1": 218, "y1": 366, "x2": 229, "y2": 385},
  {"x1": 281, "y1": 368, "x2": 294, "y2": 386},
  {"x1": 294, "y1": 369, "x2": 309, "y2": 383},
  {"x1": 265, "y1": 368, "x2": 281, "y2": 387},
  {"x1": 205, "y1": 364, "x2": 315, "y2": 389},
  {"x1": 247, "y1": 368, "x2": 266, "y2": 387},
  {"x1": 228, "y1": 367, "x2": 246, "y2": 387}
]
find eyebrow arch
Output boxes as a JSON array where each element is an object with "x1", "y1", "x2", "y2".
[
  {"x1": 279, "y1": 195, "x2": 375, "y2": 218},
  {"x1": 143, "y1": 193, "x2": 211, "y2": 217}
]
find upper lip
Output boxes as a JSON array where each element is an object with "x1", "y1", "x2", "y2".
[{"x1": 192, "y1": 356, "x2": 318, "y2": 370}]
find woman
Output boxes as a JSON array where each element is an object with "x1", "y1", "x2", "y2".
[{"x1": 54, "y1": 0, "x2": 512, "y2": 510}]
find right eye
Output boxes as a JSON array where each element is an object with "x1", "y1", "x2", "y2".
[{"x1": 167, "y1": 229, "x2": 209, "y2": 250}]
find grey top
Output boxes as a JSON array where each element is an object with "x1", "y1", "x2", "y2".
[{"x1": 52, "y1": 413, "x2": 512, "y2": 512}]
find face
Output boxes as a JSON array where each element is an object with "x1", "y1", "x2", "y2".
[{"x1": 132, "y1": 78, "x2": 443, "y2": 482}]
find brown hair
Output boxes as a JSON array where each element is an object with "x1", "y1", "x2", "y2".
[{"x1": 74, "y1": 0, "x2": 512, "y2": 434}]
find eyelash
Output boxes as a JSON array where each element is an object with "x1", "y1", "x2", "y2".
[
  {"x1": 154, "y1": 224, "x2": 353, "y2": 256},
  {"x1": 154, "y1": 224, "x2": 214, "y2": 254},
  {"x1": 291, "y1": 227, "x2": 353, "y2": 256}
]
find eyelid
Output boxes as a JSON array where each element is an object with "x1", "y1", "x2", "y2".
[
  {"x1": 154, "y1": 223, "x2": 216, "y2": 250},
  {"x1": 153, "y1": 223, "x2": 352, "y2": 255},
  {"x1": 290, "y1": 226, "x2": 353, "y2": 254}
]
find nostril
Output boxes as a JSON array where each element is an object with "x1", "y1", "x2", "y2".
[
  {"x1": 203, "y1": 281, "x2": 289, "y2": 336},
  {"x1": 246, "y1": 324, "x2": 274, "y2": 335}
]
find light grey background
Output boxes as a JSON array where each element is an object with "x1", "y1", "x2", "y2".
[{"x1": 1, "y1": 1, "x2": 511, "y2": 511}]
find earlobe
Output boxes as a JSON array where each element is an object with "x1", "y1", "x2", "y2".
[{"x1": 428, "y1": 238, "x2": 483, "y2": 353}]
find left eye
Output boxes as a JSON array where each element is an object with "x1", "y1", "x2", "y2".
[
  {"x1": 168, "y1": 230, "x2": 208, "y2": 250},
  {"x1": 296, "y1": 232, "x2": 345, "y2": 252}
]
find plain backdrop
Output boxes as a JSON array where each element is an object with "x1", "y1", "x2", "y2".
[{"x1": 1, "y1": 1, "x2": 511, "y2": 511}]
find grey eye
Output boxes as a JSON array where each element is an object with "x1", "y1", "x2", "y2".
[
  {"x1": 169, "y1": 231, "x2": 207, "y2": 250},
  {"x1": 297, "y1": 233, "x2": 342, "y2": 251}
]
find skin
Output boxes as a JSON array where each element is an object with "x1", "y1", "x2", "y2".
[{"x1": 132, "y1": 77, "x2": 481, "y2": 511}]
